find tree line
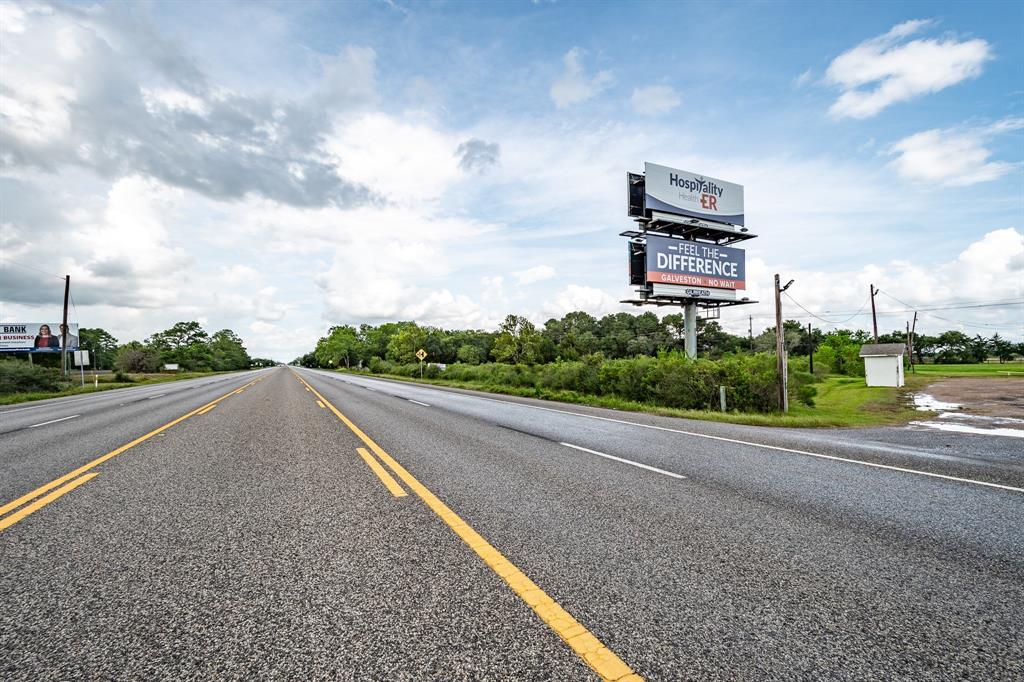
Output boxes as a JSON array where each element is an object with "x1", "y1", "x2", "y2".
[
  {"x1": 24, "y1": 321, "x2": 268, "y2": 373},
  {"x1": 297, "y1": 312, "x2": 1023, "y2": 371}
]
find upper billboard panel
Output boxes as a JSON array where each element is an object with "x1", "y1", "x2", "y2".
[
  {"x1": 0, "y1": 323, "x2": 80, "y2": 352},
  {"x1": 644, "y1": 162, "x2": 744, "y2": 226}
]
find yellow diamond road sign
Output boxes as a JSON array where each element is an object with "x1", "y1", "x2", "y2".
[{"x1": 415, "y1": 348, "x2": 428, "y2": 361}]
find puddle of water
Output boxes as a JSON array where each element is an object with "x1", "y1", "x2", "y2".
[
  {"x1": 909, "y1": 420, "x2": 1024, "y2": 439},
  {"x1": 938, "y1": 412, "x2": 1024, "y2": 426},
  {"x1": 913, "y1": 393, "x2": 961, "y2": 412}
]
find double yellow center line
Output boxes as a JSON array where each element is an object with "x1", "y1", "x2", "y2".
[
  {"x1": 0, "y1": 376, "x2": 262, "y2": 532},
  {"x1": 294, "y1": 371, "x2": 641, "y2": 682}
]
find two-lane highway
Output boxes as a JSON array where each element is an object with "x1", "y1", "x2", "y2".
[{"x1": 2, "y1": 366, "x2": 1021, "y2": 679}]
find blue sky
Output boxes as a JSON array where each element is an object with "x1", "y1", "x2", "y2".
[{"x1": 1, "y1": 0, "x2": 1021, "y2": 359}]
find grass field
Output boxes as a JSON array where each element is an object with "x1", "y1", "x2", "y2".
[
  {"x1": 912, "y1": 362, "x2": 1024, "y2": 377},
  {"x1": 0, "y1": 371, "x2": 241, "y2": 405},
  {"x1": 340, "y1": 370, "x2": 930, "y2": 429}
]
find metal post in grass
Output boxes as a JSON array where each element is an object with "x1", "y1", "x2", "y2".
[{"x1": 719, "y1": 385, "x2": 727, "y2": 412}]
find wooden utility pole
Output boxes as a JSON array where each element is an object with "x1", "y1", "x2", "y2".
[
  {"x1": 869, "y1": 284, "x2": 879, "y2": 342},
  {"x1": 909, "y1": 311, "x2": 918, "y2": 373},
  {"x1": 61, "y1": 275, "x2": 70, "y2": 378},
  {"x1": 774, "y1": 274, "x2": 787, "y2": 412},
  {"x1": 807, "y1": 322, "x2": 814, "y2": 374},
  {"x1": 906, "y1": 321, "x2": 911, "y2": 375}
]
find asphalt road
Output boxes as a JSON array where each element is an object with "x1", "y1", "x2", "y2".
[{"x1": 1, "y1": 366, "x2": 1021, "y2": 680}]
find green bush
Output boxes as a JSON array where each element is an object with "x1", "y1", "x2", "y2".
[
  {"x1": 816, "y1": 334, "x2": 864, "y2": 376},
  {"x1": 358, "y1": 350, "x2": 811, "y2": 414},
  {"x1": 598, "y1": 356, "x2": 655, "y2": 401},
  {"x1": 0, "y1": 359, "x2": 62, "y2": 394}
]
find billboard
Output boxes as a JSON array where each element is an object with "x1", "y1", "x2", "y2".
[
  {"x1": 645, "y1": 235, "x2": 746, "y2": 290},
  {"x1": 0, "y1": 323, "x2": 80, "y2": 352},
  {"x1": 644, "y1": 162, "x2": 744, "y2": 226}
]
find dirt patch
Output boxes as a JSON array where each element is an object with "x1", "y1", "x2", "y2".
[{"x1": 921, "y1": 377, "x2": 1024, "y2": 419}]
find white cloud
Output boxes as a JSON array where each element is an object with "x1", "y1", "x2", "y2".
[
  {"x1": 541, "y1": 284, "x2": 625, "y2": 319},
  {"x1": 726, "y1": 229, "x2": 1023, "y2": 340},
  {"x1": 324, "y1": 112, "x2": 462, "y2": 205},
  {"x1": 889, "y1": 118, "x2": 1024, "y2": 186},
  {"x1": 630, "y1": 85, "x2": 680, "y2": 115},
  {"x1": 141, "y1": 88, "x2": 209, "y2": 116},
  {"x1": 793, "y1": 68, "x2": 813, "y2": 88},
  {"x1": 0, "y1": 3, "x2": 377, "y2": 207},
  {"x1": 550, "y1": 47, "x2": 613, "y2": 109},
  {"x1": 0, "y1": 3, "x2": 29, "y2": 34},
  {"x1": 318, "y1": 45, "x2": 378, "y2": 109},
  {"x1": 514, "y1": 265, "x2": 556, "y2": 285},
  {"x1": 826, "y1": 19, "x2": 991, "y2": 119}
]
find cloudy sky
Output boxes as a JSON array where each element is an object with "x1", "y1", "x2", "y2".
[{"x1": 1, "y1": 1, "x2": 1021, "y2": 360}]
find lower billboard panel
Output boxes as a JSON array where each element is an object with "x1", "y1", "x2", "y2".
[{"x1": 650, "y1": 284, "x2": 737, "y2": 301}]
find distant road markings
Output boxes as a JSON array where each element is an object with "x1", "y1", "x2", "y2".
[
  {"x1": 356, "y1": 447, "x2": 408, "y2": 497},
  {"x1": 0, "y1": 473, "x2": 98, "y2": 532},
  {"x1": 561, "y1": 443, "x2": 687, "y2": 480},
  {"x1": 146, "y1": 394, "x2": 166, "y2": 400},
  {"x1": 448, "y1": 392, "x2": 1024, "y2": 495},
  {"x1": 316, "y1": 400, "x2": 326, "y2": 409},
  {"x1": 0, "y1": 376, "x2": 262, "y2": 533},
  {"x1": 407, "y1": 399, "x2": 430, "y2": 407},
  {"x1": 294, "y1": 371, "x2": 640, "y2": 682},
  {"x1": 28, "y1": 415, "x2": 80, "y2": 429}
]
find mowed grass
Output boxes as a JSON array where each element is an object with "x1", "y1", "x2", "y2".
[
  {"x1": 340, "y1": 370, "x2": 927, "y2": 429},
  {"x1": 912, "y1": 362, "x2": 1024, "y2": 377},
  {"x1": 788, "y1": 375, "x2": 929, "y2": 427},
  {"x1": 0, "y1": 371, "x2": 241, "y2": 405}
]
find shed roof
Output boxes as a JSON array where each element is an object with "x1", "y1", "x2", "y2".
[{"x1": 859, "y1": 343, "x2": 906, "y2": 357}]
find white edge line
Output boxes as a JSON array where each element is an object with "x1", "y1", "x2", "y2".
[
  {"x1": 28, "y1": 414, "x2": 80, "y2": 428},
  {"x1": 408, "y1": 399, "x2": 430, "y2": 407},
  {"x1": 561, "y1": 442, "x2": 686, "y2": 480},
  {"x1": 337, "y1": 376, "x2": 1023, "y2": 495},
  {"x1": 146, "y1": 393, "x2": 166, "y2": 400}
]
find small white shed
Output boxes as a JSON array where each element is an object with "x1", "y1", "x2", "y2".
[{"x1": 859, "y1": 343, "x2": 906, "y2": 387}]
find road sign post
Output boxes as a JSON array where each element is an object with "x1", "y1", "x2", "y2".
[
  {"x1": 416, "y1": 348, "x2": 427, "y2": 378},
  {"x1": 74, "y1": 350, "x2": 89, "y2": 387}
]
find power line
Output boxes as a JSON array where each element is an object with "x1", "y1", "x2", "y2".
[
  {"x1": 69, "y1": 292, "x2": 80, "y2": 324},
  {"x1": 783, "y1": 292, "x2": 870, "y2": 324},
  {"x1": 749, "y1": 298, "x2": 1023, "y2": 320},
  {"x1": 877, "y1": 289, "x2": 1023, "y2": 331},
  {"x1": 1, "y1": 257, "x2": 66, "y2": 279}
]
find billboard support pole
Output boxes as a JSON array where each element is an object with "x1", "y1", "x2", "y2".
[
  {"x1": 61, "y1": 275, "x2": 70, "y2": 379},
  {"x1": 684, "y1": 302, "x2": 697, "y2": 359}
]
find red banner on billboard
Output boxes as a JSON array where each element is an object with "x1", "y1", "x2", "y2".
[{"x1": 646, "y1": 271, "x2": 745, "y2": 290}]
